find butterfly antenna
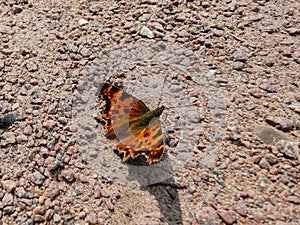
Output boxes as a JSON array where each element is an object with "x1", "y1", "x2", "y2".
[
  {"x1": 157, "y1": 73, "x2": 168, "y2": 107},
  {"x1": 165, "y1": 104, "x2": 196, "y2": 110}
]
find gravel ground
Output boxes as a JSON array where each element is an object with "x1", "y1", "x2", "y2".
[{"x1": 0, "y1": 0, "x2": 299, "y2": 225}]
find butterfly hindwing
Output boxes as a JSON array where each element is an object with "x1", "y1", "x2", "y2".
[{"x1": 99, "y1": 82, "x2": 165, "y2": 164}]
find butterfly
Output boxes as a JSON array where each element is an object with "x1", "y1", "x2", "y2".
[{"x1": 98, "y1": 82, "x2": 165, "y2": 164}]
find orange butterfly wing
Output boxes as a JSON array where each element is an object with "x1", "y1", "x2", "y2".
[{"x1": 99, "y1": 83, "x2": 164, "y2": 163}]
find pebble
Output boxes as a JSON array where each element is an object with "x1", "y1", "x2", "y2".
[
  {"x1": 15, "y1": 187, "x2": 26, "y2": 197},
  {"x1": 44, "y1": 157, "x2": 60, "y2": 170},
  {"x1": 23, "y1": 125, "x2": 33, "y2": 135},
  {"x1": 217, "y1": 209, "x2": 237, "y2": 225},
  {"x1": 277, "y1": 140, "x2": 298, "y2": 159},
  {"x1": 16, "y1": 134, "x2": 28, "y2": 143},
  {"x1": 2, "y1": 193, "x2": 14, "y2": 206},
  {"x1": 0, "y1": 60, "x2": 4, "y2": 69},
  {"x1": 234, "y1": 54, "x2": 247, "y2": 62},
  {"x1": 33, "y1": 215, "x2": 45, "y2": 222},
  {"x1": 287, "y1": 195, "x2": 300, "y2": 204},
  {"x1": 175, "y1": 12, "x2": 186, "y2": 21},
  {"x1": 45, "y1": 209, "x2": 54, "y2": 220},
  {"x1": 1, "y1": 132, "x2": 16, "y2": 146},
  {"x1": 259, "y1": 158, "x2": 270, "y2": 169},
  {"x1": 0, "y1": 113, "x2": 18, "y2": 129},
  {"x1": 286, "y1": 28, "x2": 300, "y2": 35},
  {"x1": 33, "y1": 205, "x2": 46, "y2": 215},
  {"x1": 44, "y1": 184, "x2": 60, "y2": 199},
  {"x1": 26, "y1": 61, "x2": 38, "y2": 72},
  {"x1": 233, "y1": 61, "x2": 245, "y2": 70},
  {"x1": 61, "y1": 170, "x2": 75, "y2": 182},
  {"x1": 89, "y1": 4, "x2": 101, "y2": 13},
  {"x1": 236, "y1": 201, "x2": 247, "y2": 217},
  {"x1": 53, "y1": 213, "x2": 61, "y2": 222},
  {"x1": 265, "y1": 153, "x2": 278, "y2": 164},
  {"x1": 265, "y1": 116, "x2": 294, "y2": 131},
  {"x1": 140, "y1": 26, "x2": 154, "y2": 39},
  {"x1": 3, "y1": 206, "x2": 15, "y2": 215},
  {"x1": 86, "y1": 212, "x2": 97, "y2": 224},
  {"x1": 29, "y1": 172, "x2": 45, "y2": 185},
  {"x1": 78, "y1": 18, "x2": 88, "y2": 26},
  {"x1": 2, "y1": 180, "x2": 17, "y2": 193},
  {"x1": 79, "y1": 46, "x2": 92, "y2": 57},
  {"x1": 259, "y1": 83, "x2": 276, "y2": 93},
  {"x1": 289, "y1": 103, "x2": 300, "y2": 113}
]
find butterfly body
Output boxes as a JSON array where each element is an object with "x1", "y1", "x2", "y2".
[{"x1": 99, "y1": 82, "x2": 165, "y2": 164}]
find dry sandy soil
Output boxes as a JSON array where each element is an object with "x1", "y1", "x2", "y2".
[{"x1": 0, "y1": 0, "x2": 299, "y2": 224}]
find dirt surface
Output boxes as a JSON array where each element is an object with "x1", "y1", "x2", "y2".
[{"x1": 0, "y1": 0, "x2": 299, "y2": 225}]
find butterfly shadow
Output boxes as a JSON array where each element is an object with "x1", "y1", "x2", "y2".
[{"x1": 126, "y1": 157, "x2": 183, "y2": 225}]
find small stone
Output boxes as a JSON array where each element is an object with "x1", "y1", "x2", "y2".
[
  {"x1": 278, "y1": 140, "x2": 298, "y2": 159},
  {"x1": 259, "y1": 83, "x2": 276, "y2": 93},
  {"x1": 202, "y1": 1, "x2": 211, "y2": 8},
  {"x1": 2, "y1": 193, "x2": 14, "y2": 206},
  {"x1": 286, "y1": 28, "x2": 300, "y2": 35},
  {"x1": 233, "y1": 61, "x2": 245, "y2": 70},
  {"x1": 259, "y1": 158, "x2": 270, "y2": 169},
  {"x1": 89, "y1": 4, "x2": 101, "y2": 13},
  {"x1": 252, "y1": 155, "x2": 262, "y2": 164},
  {"x1": 0, "y1": 60, "x2": 4, "y2": 69},
  {"x1": 265, "y1": 153, "x2": 278, "y2": 164},
  {"x1": 29, "y1": 172, "x2": 45, "y2": 185},
  {"x1": 53, "y1": 213, "x2": 61, "y2": 222},
  {"x1": 234, "y1": 54, "x2": 247, "y2": 62},
  {"x1": 33, "y1": 215, "x2": 45, "y2": 222},
  {"x1": 0, "y1": 113, "x2": 18, "y2": 129},
  {"x1": 251, "y1": 209, "x2": 265, "y2": 222},
  {"x1": 140, "y1": 26, "x2": 154, "y2": 39},
  {"x1": 175, "y1": 12, "x2": 186, "y2": 21},
  {"x1": 16, "y1": 134, "x2": 28, "y2": 143},
  {"x1": 217, "y1": 210, "x2": 237, "y2": 225},
  {"x1": 2, "y1": 180, "x2": 17, "y2": 193},
  {"x1": 26, "y1": 61, "x2": 38, "y2": 72},
  {"x1": 45, "y1": 209, "x2": 54, "y2": 220},
  {"x1": 44, "y1": 157, "x2": 60, "y2": 170},
  {"x1": 44, "y1": 184, "x2": 60, "y2": 199},
  {"x1": 79, "y1": 46, "x2": 92, "y2": 57},
  {"x1": 13, "y1": 5, "x2": 23, "y2": 14},
  {"x1": 24, "y1": 125, "x2": 33, "y2": 135},
  {"x1": 289, "y1": 103, "x2": 300, "y2": 113},
  {"x1": 265, "y1": 116, "x2": 294, "y2": 132},
  {"x1": 1, "y1": 132, "x2": 16, "y2": 146},
  {"x1": 86, "y1": 212, "x2": 97, "y2": 224},
  {"x1": 78, "y1": 18, "x2": 88, "y2": 26},
  {"x1": 236, "y1": 201, "x2": 247, "y2": 217},
  {"x1": 212, "y1": 28, "x2": 224, "y2": 37},
  {"x1": 15, "y1": 187, "x2": 26, "y2": 197},
  {"x1": 287, "y1": 195, "x2": 300, "y2": 204},
  {"x1": 123, "y1": 22, "x2": 135, "y2": 30},
  {"x1": 61, "y1": 170, "x2": 75, "y2": 182},
  {"x1": 33, "y1": 205, "x2": 46, "y2": 215},
  {"x1": 105, "y1": 198, "x2": 114, "y2": 211},
  {"x1": 204, "y1": 39, "x2": 212, "y2": 48},
  {"x1": 66, "y1": 44, "x2": 78, "y2": 54},
  {"x1": 3, "y1": 206, "x2": 15, "y2": 215},
  {"x1": 206, "y1": 69, "x2": 216, "y2": 78}
]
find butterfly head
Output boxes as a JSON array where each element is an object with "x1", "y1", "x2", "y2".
[{"x1": 157, "y1": 105, "x2": 165, "y2": 116}]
